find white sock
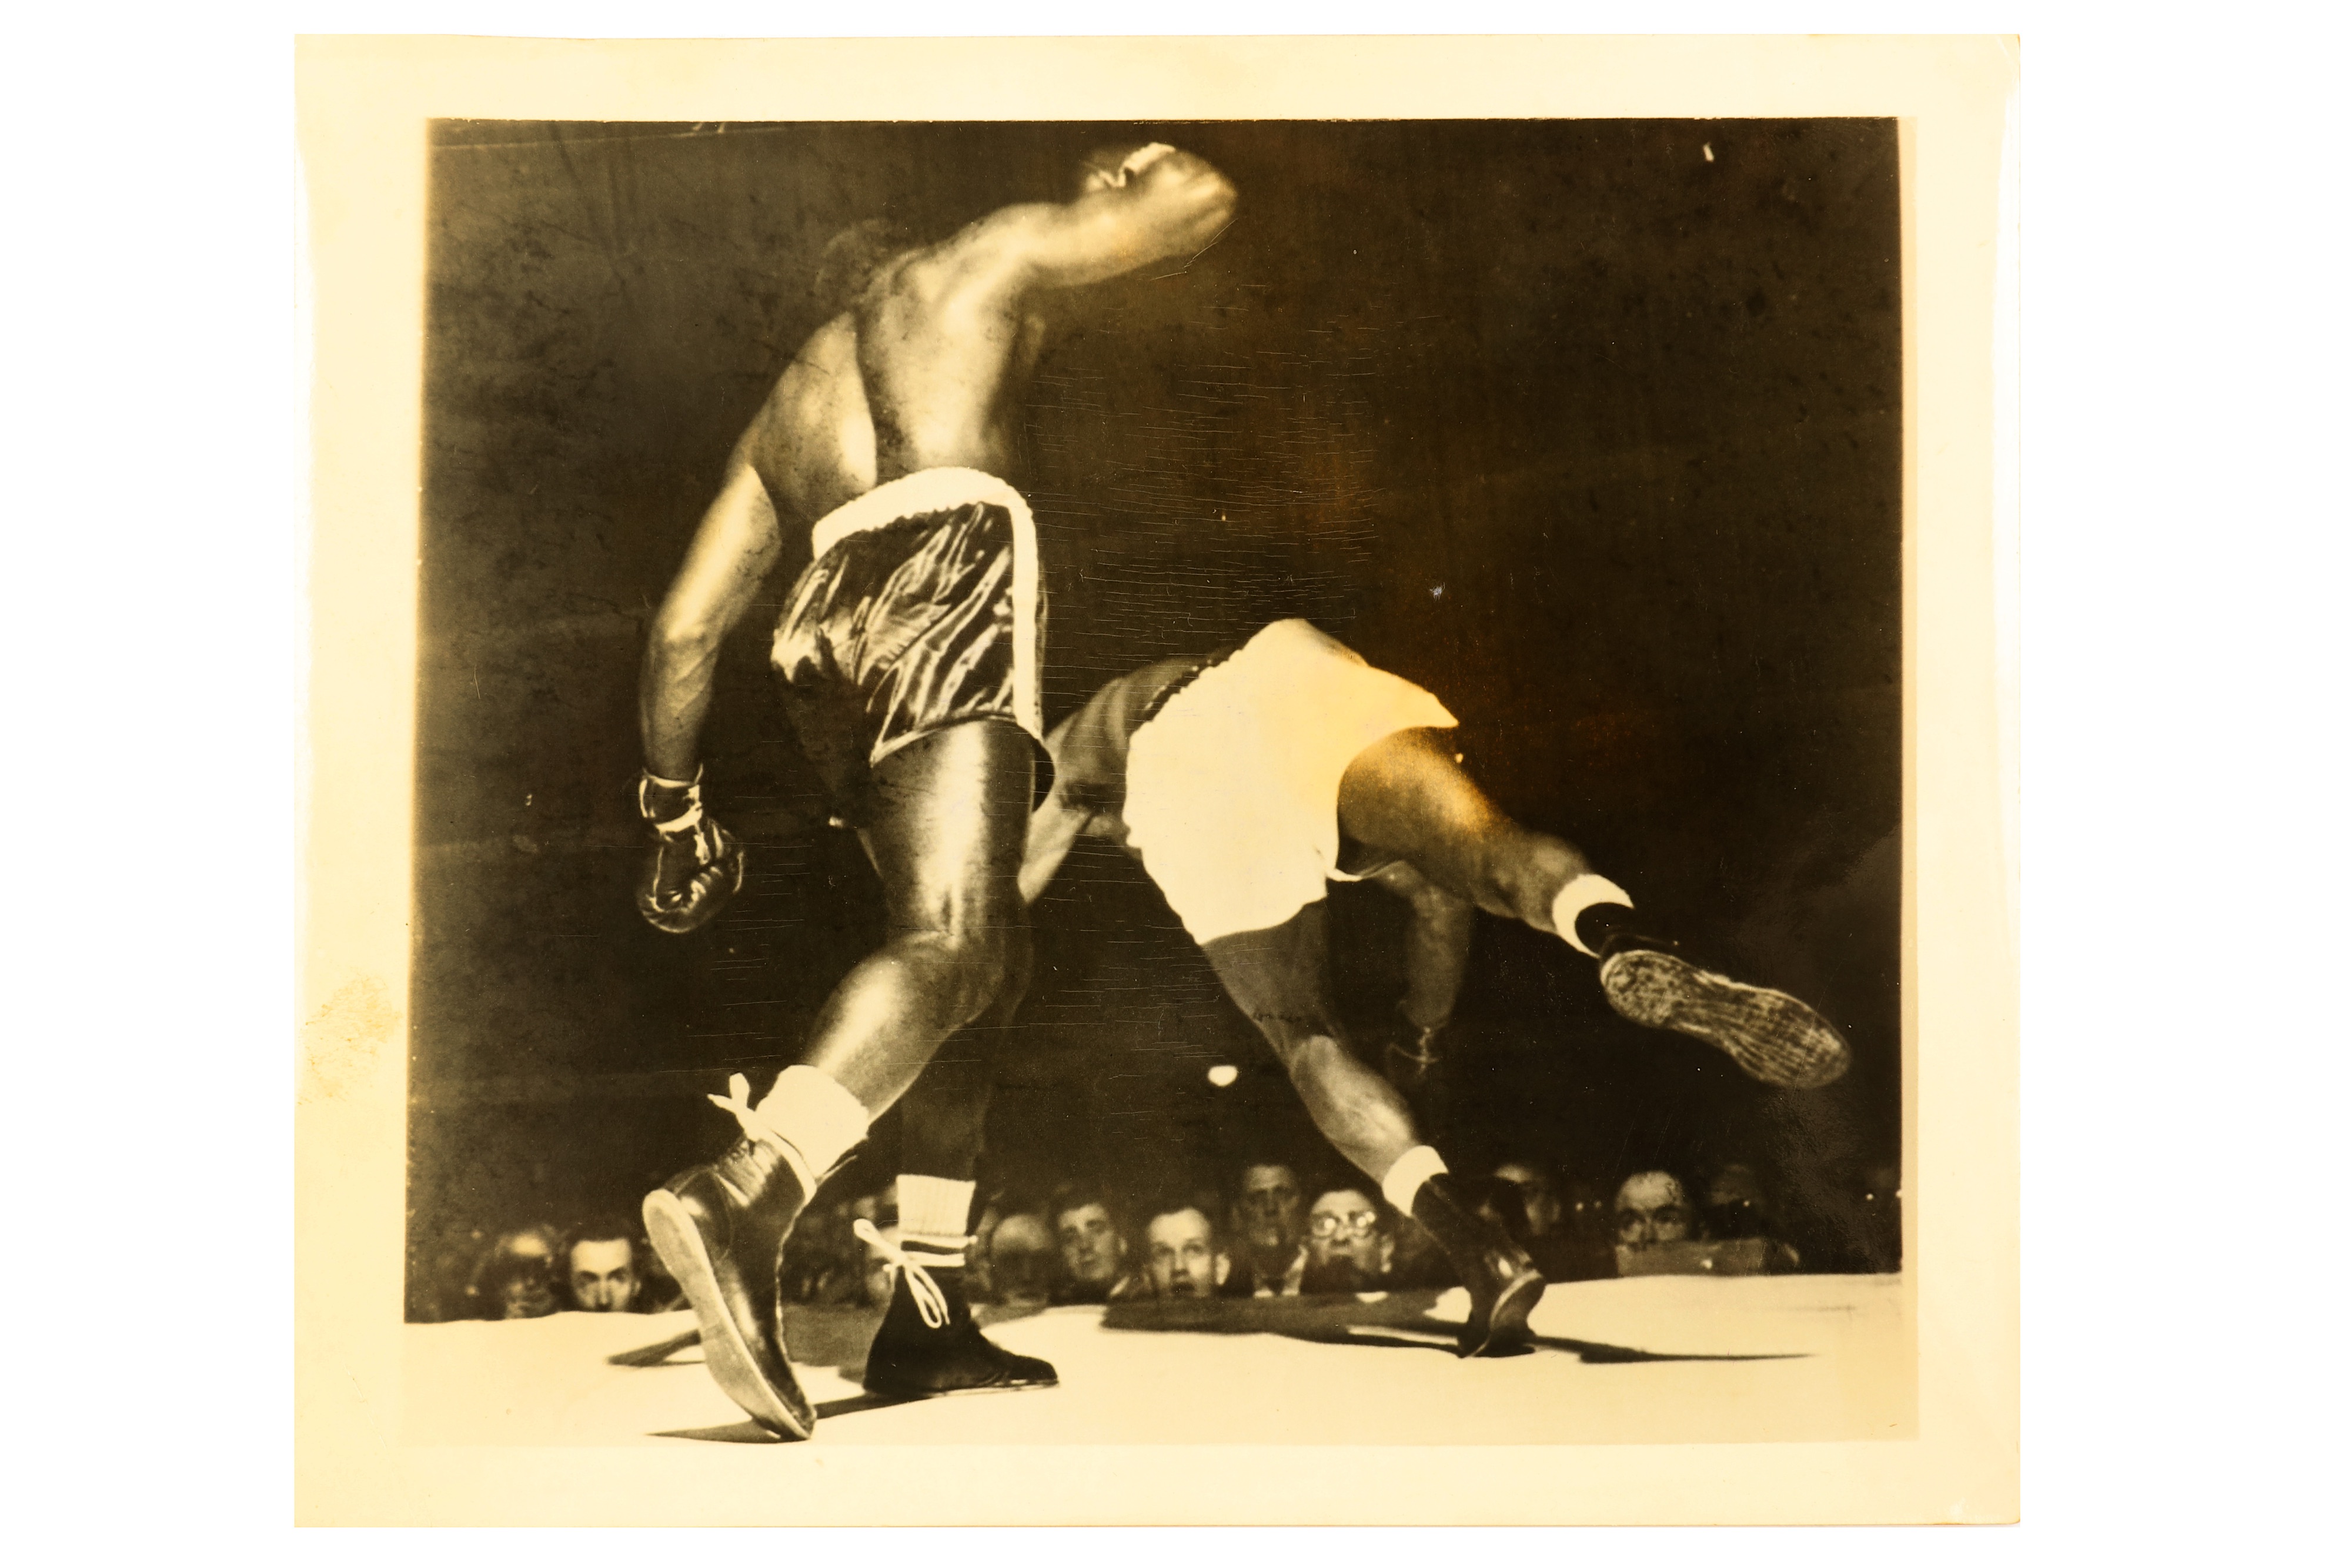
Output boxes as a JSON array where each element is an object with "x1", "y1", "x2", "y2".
[
  {"x1": 1550, "y1": 873, "x2": 1635, "y2": 958},
  {"x1": 1380, "y1": 1145, "x2": 1449, "y2": 1213},
  {"x1": 751, "y1": 1065, "x2": 870, "y2": 1189},
  {"x1": 896, "y1": 1175, "x2": 976, "y2": 1267}
]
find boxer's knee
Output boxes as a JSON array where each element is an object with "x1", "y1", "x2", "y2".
[
  {"x1": 1474, "y1": 828, "x2": 1586, "y2": 928},
  {"x1": 931, "y1": 916, "x2": 1030, "y2": 1022}
]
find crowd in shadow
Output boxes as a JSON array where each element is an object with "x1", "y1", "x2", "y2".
[{"x1": 410, "y1": 1147, "x2": 1885, "y2": 1323}]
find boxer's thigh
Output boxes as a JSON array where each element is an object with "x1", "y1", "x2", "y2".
[
  {"x1": 863, "y1": 717, "x2": 1035, "y2": 936},
  {"x1": 1335, "y1": 726, "x2": 1511, "y2": 895},
  {"x1": 1200, "y1": 903, "x2": 1342, "y2": 1059}
]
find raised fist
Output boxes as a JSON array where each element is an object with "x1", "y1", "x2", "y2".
[{"x1": 634, "y1": 771, "x2": 747, "y2": 935}]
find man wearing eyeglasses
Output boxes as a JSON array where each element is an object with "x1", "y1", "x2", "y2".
[{"x1": 1300, "y1": 1186, "x2": 1397, "y2": 1294}]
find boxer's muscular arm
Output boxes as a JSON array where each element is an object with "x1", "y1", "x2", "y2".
[
  {"x1": 639, "y1": 460, "x2": 783, "y2": 781},
  {"x1": 1018, "y1": 716, "x2": 1094, "y2": 905},
  {"x1": 977, "y1": 145, "x2": 1238, "y2": 292},
  {"x1": 1018, "y1": 790, "x2": 1090, "y2": 906}
]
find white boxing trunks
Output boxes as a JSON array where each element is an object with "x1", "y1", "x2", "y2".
[{"x1": 1123, "y1": 618, "x2": 1458, "y2": 944}]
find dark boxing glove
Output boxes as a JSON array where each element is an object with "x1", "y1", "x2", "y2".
[{"x1": 634, "y1": 768, "x2": 746, "y2": 935}]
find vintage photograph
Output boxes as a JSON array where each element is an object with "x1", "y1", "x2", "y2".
[{"x1": 397, "y1": 112, "x2": 1910, "y2": 1450}]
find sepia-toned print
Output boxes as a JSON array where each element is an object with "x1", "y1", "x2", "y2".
[{"x1": 399, "y1": 113, "x2": 1913, "y2": 1452}]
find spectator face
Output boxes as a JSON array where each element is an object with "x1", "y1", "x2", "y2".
[
  {"x1": 1563, "y1": 1179, "x2": 1613, "y2": 1239},
  {"x1": 987, "y1": 1213, "x2": 1055, "y2": 1308},
  {"x1": 475, "y1": 1227, "x2": 562, "y2": 1320},
  {"x1": 967, "y1": 1201, "x2": 1004, "y2": 1299},
  {"x1": 1861, "y1": 1164, "x2": 1902, "y2": 1257},
  {"x1": 1703, "y1": 1165, "x2": 1770, "y2": 1240},
  {"x1": 566, "y1": 1238, "x2": 639, "y2": 1312},
  {"x1": 1237, "y1": 1164, "x2": 1304, "y2": 1255},
  {"x1": 482, "y1": 1255, "x2": 558, "y2": 1320},
  {"x1": 850, "y1": 1180, "x2": 898, "y2": 1229},
  {"x1": 862, "y1": 1225, "x2": 903, "y2": 1309},
  {"x1": 1492, "y1": 1162, "x2": 1562, "y2": 1237},
  {"x1": 1615, "y1": 1172, "x2": 1695, "y2": 1247},
  {"x1": 493, "y1": 1226, "x2": 558, "y2": 1267},
  {"x1": 1305, "y1": 1188, "x2": 1392, "y2": 1281},
  {"x1": 1055, "y1": 1202, "x2": 1127, "y2": 1287},
  {"x1": 497, "y1": 1273, "x2": 555, "y2": 1318},
  {"x1": 1144, "y1": 1208, "x2": 1227, "y2": 1299}
]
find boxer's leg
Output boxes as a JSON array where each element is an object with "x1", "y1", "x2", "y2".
[
  {"x1": 1201, "y1": 903, "x2": 1419, "y2": 1181},
  {"x1": 1202, "y1": 904, "x2": 1541, "y2": 1354},
  {"x1": 1337, "y1": 727, "x2": 1849, "y2": 1090},
  {"x1": 1359, "y1": 860, "x2": 1474, "y2": 1103},
  {"x1": 1337, "y1": 727, "x2": 1602, "y2": 938},
  {"x1": 1361, "y1": 858, "x2": 1475, "y2": 1032},
  {"x1": 643, "y1": 720, "x2": 1035, "y2": 1436},
  {"x1": 791, "y1": 718, "x2": 1034, "y2": 1114},
  {"x1": 780, "y1": 721, "x2": 1055, "y2": 1395},
  {"x1": 893, "y1": 1021, "x2": 1003, "y2": 1274},
  {"x1": 862, "y1": 970, "x2": 1057, "y2": 1397}
]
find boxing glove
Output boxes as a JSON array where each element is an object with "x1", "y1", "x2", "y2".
[{"x1": 634, "y1": 770, "x2": 746, "y2": 935}]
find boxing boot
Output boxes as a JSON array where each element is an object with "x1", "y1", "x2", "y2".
[
  {"x1": 857, "y1": 1223, "x2": 1058, "y2": 1398},
  {"x1": 642, "y1": 1080, "x2": 818, "y2": 1439},
  {"x1": 1411, "y1": 1173, "x2": 1546, "y2": 1358},
  {"x1": 1596, "y1": 940, "x2": 1850, "y2": 1090}
]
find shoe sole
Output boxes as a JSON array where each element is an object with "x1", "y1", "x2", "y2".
[
  {"x1": 1599, "y1": 949, "x2": 1851, "y2": 1089},
  {"x1": 642, "y1": 1189, "x2": 814, "y2": 1440},
  {"x1": 1462, "y1": 1268, "x2": 1546, "y2": 1358},
  {"x1": 860, "y1": 1376, "x2": 1061, "y2": 1399}
]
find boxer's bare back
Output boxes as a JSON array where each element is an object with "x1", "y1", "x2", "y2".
[
  {"x1": 742, "y1": 142, "x2": 1236, "y2": 537},
  {"x1": 732, "y1": 294, "x2": 1045, "y2": 530},
  {"x1": 640, "y1": 142, "x2": 1234, "y2": 783}
]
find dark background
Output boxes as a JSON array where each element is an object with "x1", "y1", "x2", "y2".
[{"x1": 409, "y1": 118, "x2": 1902, "y2": 1313}]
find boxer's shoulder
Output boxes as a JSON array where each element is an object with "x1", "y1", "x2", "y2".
[{"x1": 737, "y1": 319, "x2": 878, "y2": 527}]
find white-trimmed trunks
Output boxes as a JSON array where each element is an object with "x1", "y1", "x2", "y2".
[{"x1": 770, "y1": 468, "x2": 1045, "y2": 814}]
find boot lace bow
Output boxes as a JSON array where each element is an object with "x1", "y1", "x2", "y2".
[{"x1": 852, "y1": 1218, "x2": 951, "y2": 1330}]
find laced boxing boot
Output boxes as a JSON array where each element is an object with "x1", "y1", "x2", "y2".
[
  {"x1": 641, "y1": 1076, "x2": 818, "y2": 1439},
  {"x1": 1593, "y1": 938, "x2": 1851, "y2": 1090},
  {"x1": 857, "y1": 1222, "x2": 1059, "y2": 1398},
  {"x1": 1410, "y1": 1173, "x2": 1546, "y2": 1358},
  {"x1": 1570, "y1": 901, "x2": 1851, "y2": 1091}
]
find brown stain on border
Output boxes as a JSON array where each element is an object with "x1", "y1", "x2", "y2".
[{"x1": 303, "y1": 974, "x2": 398, "y2": 1104}]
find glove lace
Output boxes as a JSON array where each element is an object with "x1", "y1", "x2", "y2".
[
  {"x1": 639, "y1": 769, "x2": 706, "y2": 835},
  {"x1": 1394, "y1": 1006, "x2": 1447, "y2": 1066}
]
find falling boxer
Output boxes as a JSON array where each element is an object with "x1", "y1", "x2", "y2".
[{"x1": 1017, "y1": 618, "x2": 1850, "y2": 1356}]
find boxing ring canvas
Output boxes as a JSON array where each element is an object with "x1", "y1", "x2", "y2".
[
  {"x1": 298, "y1": 35, "x2": 2017, "y2": 1525},
  {"x1": 405, "y1": 1278, "x2": 1912, "y2": 1453}
]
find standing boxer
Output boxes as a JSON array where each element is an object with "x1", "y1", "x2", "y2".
[
  {"x1": 1018, "y1": 620, "x2": 1850, "y2": 1356},
  {"x1": 633, "y1": 142, "x2": 1237, "y2": 1437}
]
